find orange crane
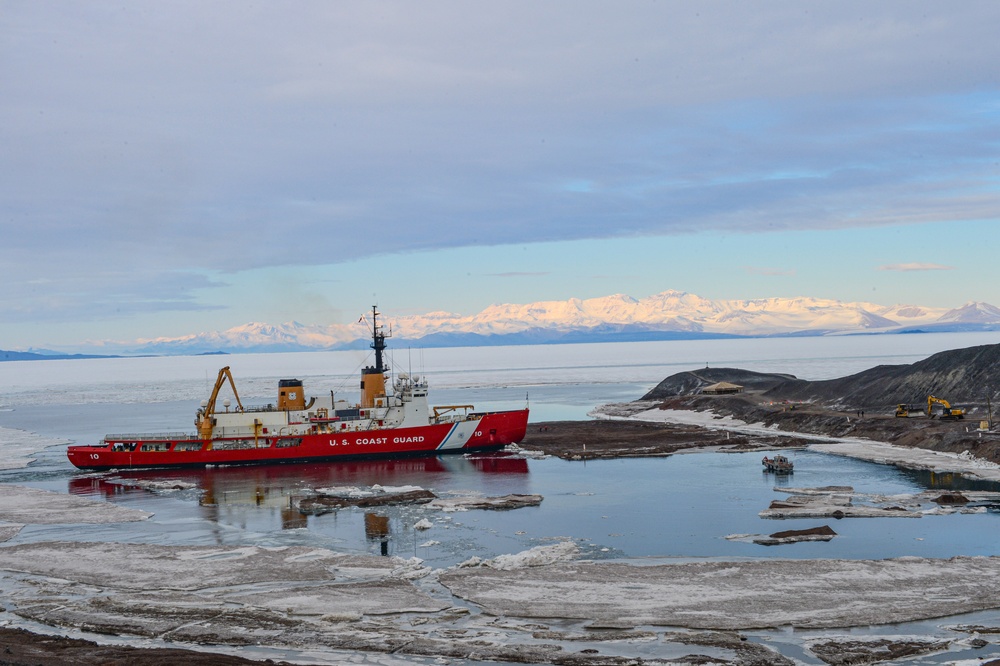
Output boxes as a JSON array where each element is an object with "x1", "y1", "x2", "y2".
[{"x1": 196, "y1": 366, "x2": 245, "y2": 438}]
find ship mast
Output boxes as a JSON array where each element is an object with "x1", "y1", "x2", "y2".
[
  {"x1": 371, "y1": 305, "x2": 386, "y2": 373},
  {"x1": 360, "y1": 306, "x2": 390, "y2": 409}
]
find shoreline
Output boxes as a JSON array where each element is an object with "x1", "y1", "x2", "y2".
[
  {"x1": 518, "y1": 398, "x2": 1000, "y2": 482},
  {"x1": 517, "y1": 414, "x2": 807, "y2": 461}
]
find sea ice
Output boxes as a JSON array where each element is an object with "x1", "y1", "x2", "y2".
[
  {"x1": 502, "y1": 443, "x2": 548, "y2": 459},
  {"x1": 458, "y1": 541, "x2": 579, "y2": 571},
  {"x1": 1, "y1": 539, "x2": 789, "y2": 665},
  {"x1": 107, "y1": 478, "x2": 198, "y2": 493},
  {"x1": 0, "y1": 525, "x2": 22, "y2": 542},
  {"x1": 0, "y1": 426, "x2": 68, "y2": 470},
  {"x1": 425, "y1": 494, "x2": 543, "y2": 511},
  {"x1": 759, "y1": 491, "x2": 922, "y2": 519},
  {"x1": 440, "y1": 556, "x2": 1000, "y2": 630},
  {"x1": 5, "y1": 536, "x2": 996, "y2": 664},
  {"x1": 0, "y1": 484, "x2": 151, "y2": 524},
  {"x1": 0, "y1": 542, "x2": 361, "y2": 590},
  {"x1": 805, "y1": 634, "x2": 951, "y2": 665}
]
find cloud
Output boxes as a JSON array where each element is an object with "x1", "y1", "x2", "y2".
[
  {"x1": 0, "y1": 264, "x2": 227, "y2": 324},
  {"x1": 879, "y1": 263, "x2": 956, "y2": 272},
  {"x1": 489, "y1": 272, "x2": 551, "y2": 278},
  {"x1": 1, "y1": 2, "x2": 998, "y2": 326}
]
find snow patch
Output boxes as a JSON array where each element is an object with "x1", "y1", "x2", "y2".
[
  {"x1": 460, "y1": 541, "x2": 579, "y2": 571},
  {"x1": 503, "y1": 443, "x2": 548, "y2": 459},
  {"x1": 812, "y1": 440, "x2": 1000, "y2": 482}
]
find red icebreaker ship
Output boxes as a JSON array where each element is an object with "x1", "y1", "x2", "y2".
[{"x1": 67, "y1": 309, "x2": 529, "y2": 470}]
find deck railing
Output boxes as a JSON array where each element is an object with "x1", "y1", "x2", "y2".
[{"x1": 103, "y1": 432, "x2": 199, "y2": 441}]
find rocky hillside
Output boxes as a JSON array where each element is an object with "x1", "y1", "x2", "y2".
[
  {"x1": 642, "y1": 368, "x2": 798, "y2": 400},
  {"x1": 644, "y1": 343, "x2": 1000, "y2": 415}
]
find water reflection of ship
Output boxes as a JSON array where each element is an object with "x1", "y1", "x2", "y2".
[
  {"x1": 365, "y1": 513, "x2": 391, "y2": 556},
  {"x1": 914, "y1": 469, "x2": 1000, "y2": 493},
  {"x1": 67, "y1": 454, "x2": 530, "y2": 531}
]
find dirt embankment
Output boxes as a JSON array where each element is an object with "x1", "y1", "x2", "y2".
[
  {"x1": 520, "y1": 392, "x2": 1000, "y2": 464},
  {"x1": 520, "y1": 417, "x2": 806, "y2": 460},
  {"x1": 658, "y1": 394, "x2": 1000, "y2": 464},
  {"x1": 0, "y1": 627, "x2": 300, "y2": 666}
]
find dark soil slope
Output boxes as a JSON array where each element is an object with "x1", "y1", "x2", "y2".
[
  {"x1": 0, "y1": 627, "x2": 301, "y2": 666},
  {"x1": 763, "y1": 343, "x2": 1000, "y2": 413},
  {"x1": 641, "y1": 367, "x2": 797, "y2": 400},
  {"x1": 645, "y1": 343, "x2": 1000, "y2": 416}
]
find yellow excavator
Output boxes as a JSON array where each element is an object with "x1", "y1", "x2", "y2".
[{"x1": 927, "y1": 395, "x2": 965, "y2": 420}]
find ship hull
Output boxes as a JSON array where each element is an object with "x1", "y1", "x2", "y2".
[{"x1": 67, "y1": 409, "x2": 529, "y2": 471}]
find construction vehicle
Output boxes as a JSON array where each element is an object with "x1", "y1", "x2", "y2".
[
  {"x1": 927, "y1": 395, "x2": 965, "y2": 420},
  {"x1": 895, "y1": 404, "x2": 923, "y2": 418}
]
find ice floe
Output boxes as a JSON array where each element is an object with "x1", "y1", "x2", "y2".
[
  {"x1": 458, "y1": 541, "x2": 579, "y2": 571},
  {"x1": 439, "y1": 555, "x2": 1000, "y2": 630},
  {"x1": 0, "y1": 484, "x2": 151, "y2": 524},
  {"x1": 726, "y1": 525, "x2": 837, "y2": 546},
  {"x1": 760, "y1": 491, "x2": 921, "y2": 519},
  {"x1": 757, "y1": 485, "x2": 998, "y2": 519},
  {"x1": 0, "y1": 525, "x2": 22, "y2": 543},
  {"x1": 0, "y1": 426, "x2": 68, "y2": 470},
  {"x1": 296, "y1": 486, "x2": 436, "y2": 514},
  {"x1": 805, "y1": 635, "x2": 951, "y2": 664},
  {"x1": 0, "y1": 542, "x2": 396, "y2": 590},
  {"x1": 502, "y1": 443, "x2": 549, "y2": 459},
  {"x1": 425, "y1": 493, "x2": 543, "y2": 512},
  {"x1": 106, "y1": 478, "x2": 198, "y2": 493}
]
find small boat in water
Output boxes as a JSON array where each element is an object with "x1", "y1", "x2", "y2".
[
  {"x1": 67, "y1": 308, "x2": 530, "y2": 471},
  {"x1": 762, "y1": 454, "x2": 794, "y2": 474}
]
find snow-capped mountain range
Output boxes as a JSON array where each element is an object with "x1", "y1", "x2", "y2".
[{"x1": 104, "y1": 290, "x2": 1000, "y2": 355}]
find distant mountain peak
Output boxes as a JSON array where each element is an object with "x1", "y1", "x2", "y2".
[
  {"x1": 938, "y1": 301, "x2": 1000, "y2": 323},
  {"x1": 62, "y1": 290, "x2": 1000, "y2": 355}
]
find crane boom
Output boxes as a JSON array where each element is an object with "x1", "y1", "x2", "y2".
[{"x1": 198, "y1": 366, "x2": 245, "y2": 438}]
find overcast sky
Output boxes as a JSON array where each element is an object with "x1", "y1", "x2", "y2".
[{"x1": 3, "y1": 2, "x2": 1000, "y2": 350}]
